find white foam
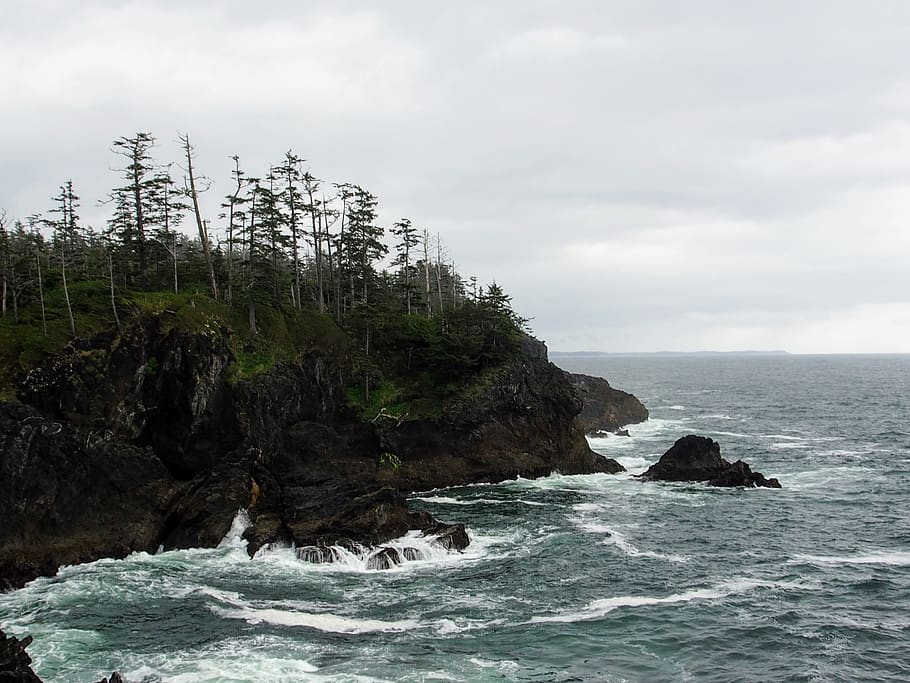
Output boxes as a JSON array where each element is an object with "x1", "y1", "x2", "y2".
[
  {"x1": 530, "y1": 588, "x2": 725, "y2": 623},
  {"x1": 792, "y1": 551, "x2": 910, "y2": 567},
  {"x1": 213, "y1": 606, "x2": 422, "y2": 634},
  {"x1": 530, "y1": 578, "x2": 811, "y2": 624},
  {"x1": 118, "y1": 634, "x2": 326, "y2": 683},
  {"x1": 570, "y1": 517, "x2": 688, "y2": 563},
  {"x1": 710, "y1": 430, "x2": 755, "y2": 439},
  {"x1": 411, "y1": 495, "x2": 546, "y2": 507},
  {"x1": 249, "y1": 527, "x2": 516, "y2": 576},
  {"x1": 586, "y1": 418, "x2": 690, "y2": 457},
  {"x1": 769, "y1": 442, "x2": 811, "y2": 451},
  {"x1": 217, "y1": 509, "x2": 252, "y2": 549}
]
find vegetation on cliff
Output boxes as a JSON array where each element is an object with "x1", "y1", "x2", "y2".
[{"x1": 0, "y1": 131, "x2": 527, "y2": 411}]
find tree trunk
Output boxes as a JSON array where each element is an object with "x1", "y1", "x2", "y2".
[
  {"x1": 307, "y1": 183, "x2": 324, "y2": 313},
  {"x1": 181, "y1": 133, "x2": 218, "y2": 300},
  {"x1": 435, "y1": 233, "x2": 444, "y2": 313},
  {"x1": 323, "y1": 205, "x2": 336, "y2": 320},
  {"x1": 36, "y1": 250, "x2": 46, "y2": 336},
  {"x1": 132, "y1": 164, "x2": 147, "y2": 286},
  {"x1": 108, "y1": 248, "x2": 122, "y2": 333},
  {"x1": 61, "y1": 245, "x2": 76, "y2": 338},
  {"x1": 422, "y1": 230, "x2": 432, "y2": 317}
]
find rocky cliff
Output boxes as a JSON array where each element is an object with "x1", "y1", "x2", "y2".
[
  {"x1": 0, "y1": 315, "x2": 622, "y2": 589},
  {"x1": 566, "y1": 372, "x2": 649, "y2": 433}
]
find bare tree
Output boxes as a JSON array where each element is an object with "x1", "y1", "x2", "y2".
[{"x1": 178, "y1": 132, "x2": 218, "y2": 300}]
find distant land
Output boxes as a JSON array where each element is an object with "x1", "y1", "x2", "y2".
[{"x1": 549, "y1": 350, "x2": 792, "y2": 358}]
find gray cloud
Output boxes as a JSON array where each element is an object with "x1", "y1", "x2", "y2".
[{"x1": 3, "y1": 1, "x2": 910, "y2": 352}]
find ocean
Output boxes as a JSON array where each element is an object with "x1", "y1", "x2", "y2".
[{"x1": 3, "y1": 354, "x2": 909, "y2": 682}]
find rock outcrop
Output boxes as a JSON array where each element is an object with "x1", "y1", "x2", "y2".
[
  {"x1": 0, "y1": 626, "x2": 42, "y2": 682},
  {"x1": 0, "y1": 316, "x2": 620, "y2": 589},
  {"x1": 0, "y1": 625, "x2": 122, "y2": 683},
  {"x1": 566, "y1": 372, "x2": 649, "y2": 434},
  {"x1": 639, "y1": 435, "x2": 781, "y2": 488}
]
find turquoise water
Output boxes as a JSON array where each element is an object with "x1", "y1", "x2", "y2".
[{"x1": 3, "y1": 355, "x2": 910, "y2": 682}]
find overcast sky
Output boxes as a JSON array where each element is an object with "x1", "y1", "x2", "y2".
[{"x1": 3, "y1": 1, "x2": 910, "y2": 352}]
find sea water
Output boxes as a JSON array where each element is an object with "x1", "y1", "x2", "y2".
[{"x1": 2, "y1": 354, "x2": 909, "y2": 682}]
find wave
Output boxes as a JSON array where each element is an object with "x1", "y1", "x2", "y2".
[
  {"x1": 529, "y1": 578, "x2": 813, "y2": 624},
  {"x1": 217, "y1": 509, "x2": 252, "y2": 550},
  {"x1": 213, "y1": 605, "x2": 422, "y2": 634},
  {"x1": 530, "y1": 587, "x2": 726, "y2": 623},
  {"x1": 411, "y1": 495, "x2": 546, "y2": 507},
  {"x1": 118, "y1": 634, "x2": 323, "y2": 682},
  {"x1": 569, "y1": 516, "x2": 688, "y2": 563},
  {"x1": 585, "y1": 418, "x2": 688, "y2": 450},
  {"x1": 790, "y1": 551, "x2": 910, "y2": 567}
]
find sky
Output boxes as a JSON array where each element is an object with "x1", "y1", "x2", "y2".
[{"x1": 3, "y1": 1, "x2": 910, "y2": 353}]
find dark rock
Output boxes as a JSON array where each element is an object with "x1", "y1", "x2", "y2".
[
  {"x1": 296, "y1": 546, "x2": 340, "y2": 563},
  {"x1": 401, "y1": 547, "x2": 422, "y2": 561},
  {"x1": 708, "y1": 460, "x2": 782, "y2": 489},
  {"x1": 366, "y1": 547, "x2": 403, "y2": 570},
  {"x1": 95, "y1": 674, "x2": 124, "y2": 683},
  {"x1": 640, "y1": 435, "x2": 727, "y2": 482},
  {"x1": 377, "y1": 350, "x2": 625, "y2": 491},
  {"x1": 566, "y1": 372, "x2": 649, "y2": 434},
  {"x1": 426, "y1": 524, "x2": 470, "y2": 552},
  {"x1": 614, "y1": 429, "x2": 631, "y2": 437},
  {"x1": 640, "y1": 435, "x2": 782, "y2": 488},
  {"x1": 0, "y1": 626, "x2": 42, "y2": 682}
]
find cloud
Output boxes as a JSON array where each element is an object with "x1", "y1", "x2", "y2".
[{"x1": 2, "y1": 1, "x2": 910, "y2": 352}]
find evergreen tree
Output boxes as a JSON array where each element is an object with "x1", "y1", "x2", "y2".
[
  {"x1": 390, "y1": 218, "x2": 419, "y2": 315},
  {"x1": 108, "y1": 132, "x2": 158, "y2": 286}
]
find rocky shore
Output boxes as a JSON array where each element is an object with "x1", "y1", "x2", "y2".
[{"x1": 0, "y1": 316, "x2": 625, "y2": 591}]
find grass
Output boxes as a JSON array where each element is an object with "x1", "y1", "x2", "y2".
[{"x1": 0, "y1": 281, "x2": 352, "y2": 396}]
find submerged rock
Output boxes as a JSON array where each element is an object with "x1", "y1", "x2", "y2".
[
  {"x1": 366, "y1": 547, "x2": 403, "y2": 570},
  {"x1": 566, "y1": 372, "x2": 649, "y2": 434},
  {"x1": 95, "y1": 674, "x2": 125, "y2": 683},
  {"x1": 640, "y1": 435, "x2": 781, "y2": 488},
  {"x1": 426, "y1": 524, "x2": 470, "y2": 552}
]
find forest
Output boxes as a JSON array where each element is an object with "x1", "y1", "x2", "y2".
[{"x1": 0, "y1": 132, "x2": 528, "y2": 411}]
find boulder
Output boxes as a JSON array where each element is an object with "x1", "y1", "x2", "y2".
[{"x1": 640, "y1": 435, "x2": 781, "y2": 488}]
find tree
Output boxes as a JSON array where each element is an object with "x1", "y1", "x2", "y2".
[
  {"x1": 151, "y1": 165, "x2": 187, "y2": 294},
  {"x1": 390, "y1": 218, "x2": 419, "y2": 314},
  {"x1": 221, "y1": 155, "x2": 248, "y2": 303},
  {"x1": 47, "y1": 181, "x2": 80, "y2": 338},
  {"x1": 303, "y1": 171, "x2": 325, "y2": 313},
  {"x1": 275, "y1": 151, "x2": 305, "y2": 309},
  {"x1": 178, "y1": 132, "x2": 218, "y2": 300},
  {"x1": 0, "y1": 210, "x2": 9, "y2": 319},
  {"x1": 108, "y1": 132, "x2": 158, "y2": 286}
]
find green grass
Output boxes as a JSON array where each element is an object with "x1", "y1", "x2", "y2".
[{"x1": 0, "y1": 281, "x2": 352, "y2": 396}]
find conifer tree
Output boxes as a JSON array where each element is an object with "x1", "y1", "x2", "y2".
[
  {"x1": 391, "y1": 218, "x2": 419, "y2": 315},
  {"x1": 108, "y1": 132, "x2": 158, "y2": 286}
]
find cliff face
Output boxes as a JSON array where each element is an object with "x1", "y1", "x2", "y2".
[
  {"x1": 0, "y1": 316, "x2": 622, "y2": 589},
  {"x1": 566, "y1": 372, "x2": 649, "y2": 433},
  {"x1": 379, "y1": 338, "x2": 623, "y2": 490}
]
